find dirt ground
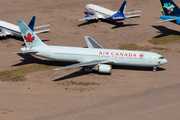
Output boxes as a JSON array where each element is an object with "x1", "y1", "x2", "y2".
[{"x1": 0, "y1": 0, "x2": 180, "y2": 120}]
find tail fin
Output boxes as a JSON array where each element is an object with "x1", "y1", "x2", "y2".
[
  {"x1": 17, "y1": 21, "x2": 47, "y2": 47},
  {"x1": 117, "y1": 0, "x2": 127, "y2": 15},
  {"x1": 159, "y1": 0, "x2": 180, "y2": 16},
  {"x1": 28, "y1": 16, "x2": 36, "y2": 31}
]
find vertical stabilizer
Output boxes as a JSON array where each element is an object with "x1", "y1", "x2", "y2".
[
  {"x1": 159, "y1": 0, "x2": 180, "y2": 16},
  {"x1": 28, "y1": 16, "x2": 36, "y2": 31},
  {"x1": 117, "y1": 0, "x2": 127, "y2": 15},
  {"x1": 17, "y1": 21, "x2": 47, "y2": 47}
]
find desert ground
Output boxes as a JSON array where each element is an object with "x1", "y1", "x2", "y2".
[{"x1": 0, "y1": 0, "x2": 180, "y2": 120}]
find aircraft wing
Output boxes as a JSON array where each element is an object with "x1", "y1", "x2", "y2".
[
  {"x1": 78, "y1": 13, "x2": 105, "y2": 21},
  {"x1": 156, "y1": 18, "x2": 177, "y2": 23},
  {"x1": 125, "y1": 10, "x2": 141, "y2": 14},
  {"x1": 125, "y1": 14, "x2": 141, "y2": 19},
  {"x1": 34, "y1": 29, "x2": 50, "y2": 34},
  {"x1": 84, "y1": 36, "x2": 104, "y2": 49},
  {"x1": 54, "y1": 60, "x2": 114, "y2": 70},
  {"x1": 34, "y1": 24, "x2": 50, "y2": 29},
  {"x1": 13, "y1": 50, "x2": 38, "y2": 54},
  {"x1": 0, "y1": 29, "x2": 13, "y2": 37}
]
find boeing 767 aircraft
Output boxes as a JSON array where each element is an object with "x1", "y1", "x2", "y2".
[
  {"x1": 0, "y1": 16, "x2": 50, "y2": 38},
  {"x1": 14, "y1": 21, "x2": 167, "y2": 74},
  {"x1": 79, "y1": 0, "x2": 141, "y2": 22}
]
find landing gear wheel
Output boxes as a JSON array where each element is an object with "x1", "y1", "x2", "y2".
[
  {"x1": 84, "y1": 67, "x2": 92, "y2": 72},
  {"x1": 153, "y1": 67, "x2": 157, "y2": 72}
]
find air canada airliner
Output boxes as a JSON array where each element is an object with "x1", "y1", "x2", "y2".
[
  {"x1": 14, "y1": 21, "x2": 167, "y2": 74},
  {"x1": 79, "y1": 0, "x2": 141, "y2": 22},
  {"x1": 0, "y1": 16, "x2": 50, "y2": 37}
]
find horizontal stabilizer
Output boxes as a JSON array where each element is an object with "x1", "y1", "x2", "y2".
[
  {"x1": 156, "y1": 18, "x2": 177, "y2": 23},
  {"x1": 34, "y1": 24, "x2": 50, "y2": 29},
  {"x1": 84, "y1": 36, "x2": 104, "y2": 49},
  {"x1": 54, "y1": 60, "x2": 114, "y2": 70},
  {"x1": 125, "y1": 10, "x2": 141, "y2": 14},
  {"x1": 13, "y1": 50, "x2": 38, "y2": 54},
  {"x1": 34, "y1": 29, "x2": 51, "y2": 34},
  {"x1": 125, "y1": 14, "x2": 141, "y2": 19}
]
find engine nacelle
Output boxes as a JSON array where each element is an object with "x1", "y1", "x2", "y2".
[
  {"x1": 85, "y1": 14, "x2": 91, "y2": 18},
  {"x1": 93, "y1": 64, "x2": 112, "y2": 74}
]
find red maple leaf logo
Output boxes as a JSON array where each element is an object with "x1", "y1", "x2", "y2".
[
  {"x1": 139, "y1": 53, "x2": 144, "y2": 58},
  {"x1": 24, "y1": 33, "x2": 35, "y2": 43}
]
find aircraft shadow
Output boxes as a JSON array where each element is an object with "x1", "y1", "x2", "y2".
[
  {"x1": 13, "y1": 53, "x2": 73, "y2": 67},
  {"x1": 152, "y1": 25, "x2": 180, "y2": 38},
  {"x1": 112, "y1": 65, "x2": 166, "y2": 71},
  {"x1": 78, "y1": 19, "x2": 139, "y2": 29},
  {"x1": 77, "y1": 20, "x2": 98, "y2": 27},
  {"x1": 53, "y1": 70, "x2": 90, "y2": 81},
  {"x1": 0, "y1": 36, "x2": 23, "y2": 41},
  {"x1": 53, "y1": 65, "x2": 165, "y2": 81},
  {"x1": 53, "y1": 68, "x2": 112, "y2": 81}
]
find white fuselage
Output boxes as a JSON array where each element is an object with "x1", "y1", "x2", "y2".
[
  {"x1": 85, "y1": 4, "x2": 117, "y2": 19},
  {"x1": 21, "y1": 46, "x2": 167, "y2": 67},
  {"x1": 0, "y1": 20, "x2": 21, "y2": 37}
]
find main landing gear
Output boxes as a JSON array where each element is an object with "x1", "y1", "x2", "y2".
[
  {"x1": 153, "y1": 67, "x2": 157, "y2": 72},
  {"x1": 83, "y1": 67, "x2": 92, "y2": 72}
]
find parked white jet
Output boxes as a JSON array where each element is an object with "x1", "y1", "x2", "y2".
[
  {"x1": 0, "y1": 16, "x2": 50, "y2": 37},
  {"x1": 79, "y1": 0, "x2": 141, "y2": 22},
  {"x1": 14, "y1": 21, "x2": 167, "y2": 74}
]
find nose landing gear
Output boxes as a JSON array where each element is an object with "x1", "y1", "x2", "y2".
[{"x1": 153, "y1": 67, "x2": 157, "y2": 72}]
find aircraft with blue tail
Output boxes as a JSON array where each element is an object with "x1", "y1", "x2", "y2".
[
  {"x1": 0, "y1": 16, "x2": 50, "y2": 38},
  {"x1": 79, "y1": 0, "x2": 141, "y2": 22},
  {"x1": 157, "y1": 0, "x2": 180, "y2": 24},
  {"x1": 14, "y1": 21, "x2": 167, "y2": 74}
]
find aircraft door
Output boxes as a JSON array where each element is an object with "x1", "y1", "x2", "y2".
[{"x1": 98, "y1": 54, "x2": 104, "y2": 59}]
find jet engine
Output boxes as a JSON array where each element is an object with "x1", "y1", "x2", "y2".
[
  {"x1": 85, "y1": 14, "x2": 91, "y2": 18},
  {"x1": 93, "y1": 64, "x2": 112, "y2": 74}
]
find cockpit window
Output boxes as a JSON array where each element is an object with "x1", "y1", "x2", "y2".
[{"x1": 158, "y1": 57, "x2": 164, "y2": 60}]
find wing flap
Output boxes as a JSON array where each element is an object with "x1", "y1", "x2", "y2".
[
  {"x1": 54, "y1": 60, "x2": 114, "y2": 70},
  {"x1": 156, "y1": 18, "x2": 177, "y2": 23},
  {"x1": 84, "y1": 36, "x2": 104, "y2": 49}
]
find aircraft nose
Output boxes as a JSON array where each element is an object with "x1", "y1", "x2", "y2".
[
  {"x1": 85, "y1": 5, "x2": 89, "y2": 9},
  {"x1": 164, "y1": 59, "x2": 167, "y2": 64}
]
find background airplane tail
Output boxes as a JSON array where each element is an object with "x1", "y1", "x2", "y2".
[
  {"x1": 17, "y1": 21, "x2": 47, "y2": 47},
  {"x1": 117, "y1": 0, "x2": 127, "y2": 15},
  {"x1": 159, "y1": 0, "x2": 180, "y2": 16},
  {"x1": 28, "y1": 16, "x2": 35, "y2": 31}
]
